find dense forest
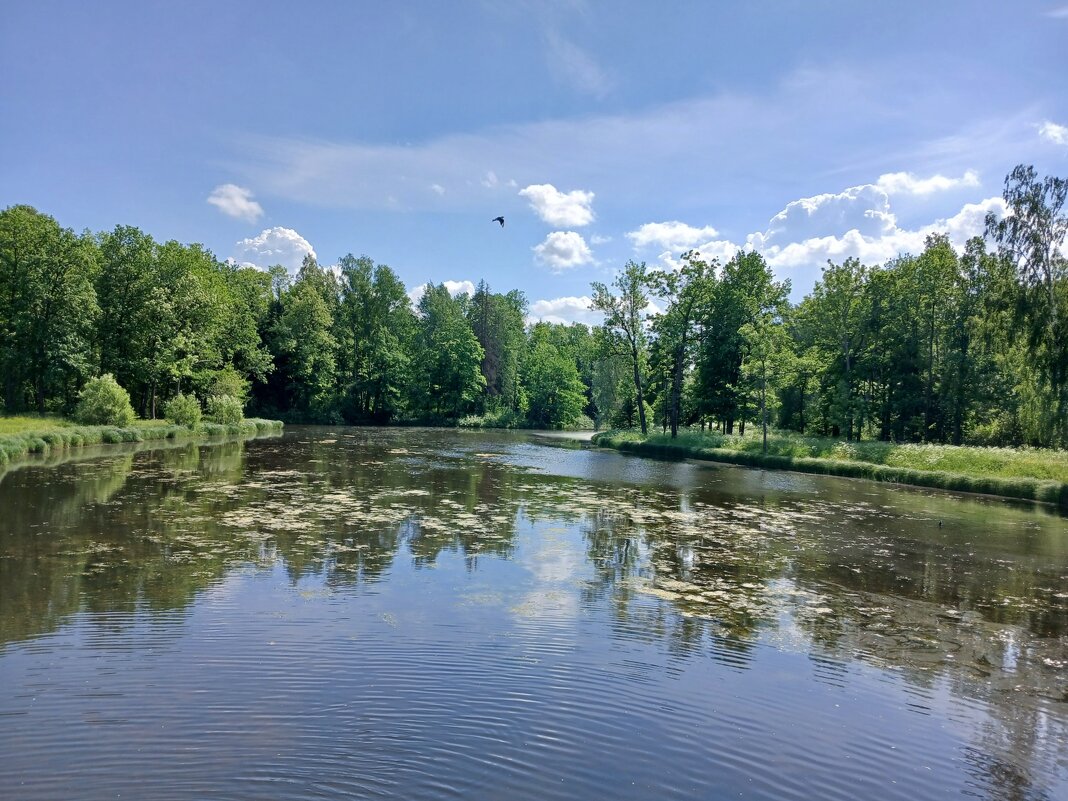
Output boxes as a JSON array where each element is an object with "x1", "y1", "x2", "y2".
[{"x1": 1, "y1": 165, "x2": 1065, "y2": 446}]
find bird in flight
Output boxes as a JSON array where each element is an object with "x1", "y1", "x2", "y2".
[{"x1": 492, "y1": 216, "x2": 505, "y2": 227}]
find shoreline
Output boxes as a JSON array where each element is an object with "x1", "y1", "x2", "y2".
[
  {"x1": 0, "y1": 419, "x2": 284, "y2": 471},
  {"x1": 592, "y1": 432, "x2": 1068, "y2": 510}
]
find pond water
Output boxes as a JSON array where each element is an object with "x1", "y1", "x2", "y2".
[{"x1": 1, "y1": 427, "x2": 1066, "y2": 800}]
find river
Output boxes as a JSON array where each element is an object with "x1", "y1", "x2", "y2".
[{"x1": 1, "y1": 426, "x2": 1066, "y2": 800}]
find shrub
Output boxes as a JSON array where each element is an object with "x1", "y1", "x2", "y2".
[
  {"x1": 206, "y1": 394, "x2": 244, "y2": 425},
  {"x1": 164, "y1": 393, "x2": 202, "y2": 429},
  {"x1": 74, "y1": 374, "x2": 136, "y2": 427}
]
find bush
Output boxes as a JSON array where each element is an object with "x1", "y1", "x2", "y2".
[
  {"x1": 74, "y1": 374, "x2": 136, "y2": 427},
  {"x1": 164, "y1": 393, "x2": 202, "y2": 429},
  {"x1": 206, "y1": 394, "x2": 244, "y2": 425}
]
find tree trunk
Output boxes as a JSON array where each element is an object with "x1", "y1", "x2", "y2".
[
  {"x1": 632, "y1": 346, "x2": 647, "y2": 435},
  {"x1": 761, "y1": 363, "x2": 768, "y2": 454}
]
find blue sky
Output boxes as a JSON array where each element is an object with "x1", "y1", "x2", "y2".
[{"x1": 3, "y1": 1, "x2": 1067, "y2": 323}]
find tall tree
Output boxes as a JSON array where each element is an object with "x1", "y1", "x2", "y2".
[
  {"x1": 986, "y1": 165, "x2": 1068, "y2": 443},
  {"x1": 411, "y1": 284, "x2": 485, "y2": 421},
  {"x1": 0, "y1": 206, "x2": 99, "y2": 412},
  {"x1": 591, "y1": 261, "x2": 651, "y2": 434},
  {"x1": 649, "y1": 251, "x2": 715, "y2": 438}
]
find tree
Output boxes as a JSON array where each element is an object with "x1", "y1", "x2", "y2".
[
  {"x1": 986, "y1": 165, "x2": 1068, "y2": 443},
  {"x1": 338, "y1": 255, "x2": 414, "y2": 422},
  {"x1": 468, "y1": 282, "x2": 527, "y2": 414},
  {"x1": 803, "y1": 258, "x2": 868, "y2": 439},
  {"x1": 273, "y1": 274, "x2": 338, "y2": 419},
  {"x1": 649, "y1": 251, "x2": 715, "y2": 437},
  {"x1": 591, "y1": 261, "x2": 651, "y2": 434},
  {"x1": 695, "y1": 251, "x2": 787, "y2": 435},
  {"x1": 0, "y1": 205, "x2": 98, "y2": 412},
  {"x1": 410, "y1": 284, "x2": 484, "y2": 421},
  {"x1": 524, "y1": 341, "x2": 587, "y2": 428}
]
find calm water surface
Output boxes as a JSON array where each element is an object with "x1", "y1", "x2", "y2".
[{"x1": 1, "y1": 427, "x2": 1066, "y2": 800}]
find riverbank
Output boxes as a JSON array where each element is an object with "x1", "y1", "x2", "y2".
[
  {"x1": 592, "y1": 430, "x2": 1068, "y2": 508},
  {"x1": 0, "y1": 416, "x2": 284, "y2": 468}
]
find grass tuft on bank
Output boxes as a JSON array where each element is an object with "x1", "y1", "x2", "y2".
[
  {"x1": 0, "y1": 417, "x2": 283, "y2": 468},
  {"x1": 592, "y1": 429, "x2": 1068, "y2": 508}
]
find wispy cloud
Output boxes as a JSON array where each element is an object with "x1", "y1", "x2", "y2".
[
  {"x1": 207, "y1": 183, "x2": 264, "y2": 222},
  {"x1": 545, "y1": 31, "x2": 612, "y2": 98},
  {"x1": 229, "y1": 65, "x2": 1036, "y2": 223},
  {"x1": 1044, "y1": 5, "x2": 1068, "y2": 18}
]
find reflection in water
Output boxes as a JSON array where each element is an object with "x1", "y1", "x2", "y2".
[{"x1": 0, "y1": 427, "x2": 1065, "y2": 801}]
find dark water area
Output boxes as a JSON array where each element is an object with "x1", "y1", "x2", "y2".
[{"x1": 1, "y1": 426, "x2": 1066, "y2": 800}]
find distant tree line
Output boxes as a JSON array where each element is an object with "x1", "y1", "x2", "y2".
[{"x1": 1, "y1": 165, "x2": 1064, "y2": 444}]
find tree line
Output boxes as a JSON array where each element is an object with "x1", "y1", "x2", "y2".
[{"x1": 1, "y1": 165, "x2": 1064, "y2": 445}]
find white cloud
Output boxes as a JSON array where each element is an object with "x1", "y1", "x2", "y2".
[
  {"x1": 407, "y1": 279, "x2": 476, "y2": 308},
  {"x1": 233, "y1": 227, "x2": 315, "y2": 273},
  {"x1": 533, "y1": 231, "x2": 594, "y2": 271},
  {"x1": 519, "y1": 183, "x2": 595, "y2": 227},
  {"x1": 545, "y1": 32, "x2": 612, "y2": 98},
  {"x1": 444, "y1": 279, "x2": 476, "y2": 297},
  {"x1": 589, "y1": 234, "x2": 612, "y2": 245},
  {"x1": 528, "y1": 296, "x2": 603, "y2": 326},
  {"x1": 627, "y1": 221, "x2": 721, "y2": 252},
  {"x1": 430, "y1": 183, "x2": 446, "y2": 195},
  {"x1": 207, "y1": 184, "x2": 264, "y2": 223},
  {"x1": 1039, "y1": 120, "x2": 1068, "y2": 146},
  {"x1": 481, "y1": 171, "x2": 499, "y2": 188},
  {"x1": 754, "y1": 195, "x2": 1007, "y2": 273},
  {"x1": 1045, "y1": 5, "x2": 1068, "y2": 18},
  {"x1": 874, "y1": 169, "x2": 979, "y2": 195}
]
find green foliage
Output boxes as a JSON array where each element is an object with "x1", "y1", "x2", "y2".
[
  {"x1": 164, "y1": 393, "x2": 202, "y2": 429},
  {"x1": 524, "y1": 341, "x2": 588, "y2": 428},
  {"x1": 410, "y1": 284, "x2": 485, "y2": 422},
  {"x1": 74, "y1": 374, "x2": 136, "y2": 427},
  {"x1": 592, "y1": 260, "x2": 651, "y2": 433},
  {"x1": 206, "y1": 394, "x2": 244, "y2": 424}
]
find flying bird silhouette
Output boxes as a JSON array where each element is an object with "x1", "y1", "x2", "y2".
[{"x1": 492, "y1": 216, "x2": 505, "y2": 227}]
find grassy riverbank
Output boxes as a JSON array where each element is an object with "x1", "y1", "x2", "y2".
[
  {"x1": 592, "y1": 430, "x2": 1068, "y2": 507},
  {"x1": 0, "y1": 415, "x2": 283, "y2": 468}
]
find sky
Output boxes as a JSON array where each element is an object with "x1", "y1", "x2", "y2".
[{"x1": 2, "y1": 1, "x2": 1067, "y2": 324}]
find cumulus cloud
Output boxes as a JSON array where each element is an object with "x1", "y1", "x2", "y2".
[
  {"x1": 233, "y1": 227, "x2": 316, "y2": 273},
  {"x1": 407, "y1": 279, "x2": 476, "y2": 308},
  {"x1": 1039, "y1": 120, "x2": 1068, "y2": 146},
  {"x1": 519, "y1": 184, "x2": 595, "y2": 227},
  {"x1": 528, "y1": 296, "x2": 603, "y2": 326},
  {"x1": 430, "y1": 183, "x2": 446, "y2": 195},
  {"x1": 207, "y1": 184, "x2": 264, "y2": 223},
  {"x1": 753, "y1": 195, "x2": 1007, "y2": 273},
  {"x1": 533, "y1": 231, "x2": 594, "y2": 271},
  {"x1": 874, "y1": 169, "x2": 980, "y2": 195},
  {"x1": 627, "y1": 221, "x2": 721, "y2": 252}
]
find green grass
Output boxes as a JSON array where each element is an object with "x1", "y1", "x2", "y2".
[
  {"x1": 0, "y1": 415, "x2": 74, "y2": 435},
  {"x1": 593, "y1": 429, "x2": 1068, "y2": 508},
  {"x1": 0, "y1": 416, "x2": 284, "y2": 469}
]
